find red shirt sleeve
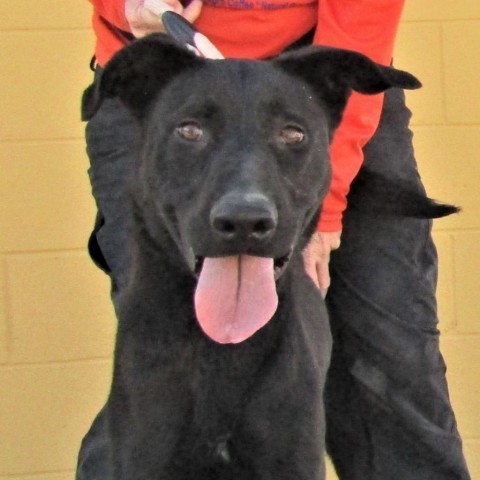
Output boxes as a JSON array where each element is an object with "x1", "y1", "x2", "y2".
[
  {"x1": 89, "y1": 0, "x2": 130, "y2": 31},
  {"x1": 88, "y1": 0, "x2": 132, "y2": 65},
  {"x1": 313, "y1": 0, "x2": 405, "y2": 232}
]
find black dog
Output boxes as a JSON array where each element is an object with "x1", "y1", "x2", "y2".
[{"x1": 81, "y1": 34, "x2": 455, "y2": 479}]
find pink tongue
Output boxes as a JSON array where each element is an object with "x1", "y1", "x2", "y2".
[{"x1": 194, "y1": 255, "x2": 278, "y2": 344}]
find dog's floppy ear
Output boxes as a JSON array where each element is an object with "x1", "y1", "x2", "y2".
[
  {"x1": 274, "y1": 46, "x2": 421, "y2": 130},
  {"x1": 81, "y1": 33, "x2": 204, "y2": 120}
]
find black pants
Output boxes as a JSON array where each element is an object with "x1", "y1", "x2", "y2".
[
  {"x1": 76, "y1": 78, "x2": 470, "y2": 479},
  {"x1": 324, "y1": 89, "x2": 470, "y2": 479}
]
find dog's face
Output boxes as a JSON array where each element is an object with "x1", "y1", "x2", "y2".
[
  {"x1": 84, "y1": 34, "x2": 420, "y2": 343},
  {"x1": 142, "y1": 59, "x2": 332, "y2": 265}
]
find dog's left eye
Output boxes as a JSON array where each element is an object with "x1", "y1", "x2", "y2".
[
  {"x1": 280, "y1": 126, "x2": 305, "y2": 145},
  {"x1": 176, "y1": 122, "x2": 203, "y2": 142}
]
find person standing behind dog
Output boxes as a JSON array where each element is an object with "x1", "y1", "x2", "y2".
[{"x1": 77, "y1": 0, "x2": 471, "y2": 479}]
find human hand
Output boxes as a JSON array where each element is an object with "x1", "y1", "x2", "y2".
[
  {"x1": 125, "y1": 0, "x2": 203, "y2": 37},
  {"x1": 302, "y1": 231, "x2": 341, "y2": 298}
]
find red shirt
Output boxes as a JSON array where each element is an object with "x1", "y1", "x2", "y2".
[{"x1": 88, "y1": 0, "x2": 405, "y2": 231}]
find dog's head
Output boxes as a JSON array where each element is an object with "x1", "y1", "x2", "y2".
[{"x1": 84, "y1": 34, "x2": 420, "y2": 343}]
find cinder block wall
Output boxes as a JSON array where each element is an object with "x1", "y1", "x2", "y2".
[
  {"x1": 0, "y1": 2, "x2": 478, "y2": 479},
  {"x1": 396, "y1": 2, "x2": 480, "y2": 478},
  {"x1": 0, "y1": 3, "x2": 116, "y2": 479}
]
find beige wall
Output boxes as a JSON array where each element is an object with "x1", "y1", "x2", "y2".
[{"x1": 0, "y1": 1, "x2": 478, "y2": 479}]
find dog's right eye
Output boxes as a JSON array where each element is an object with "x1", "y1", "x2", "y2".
[
  {"x1": 279, "y1": 125, "x2": 305, "y2": 145},
  {"x1": 176, "y1": 122, "x2": 204, "y2": 142}
]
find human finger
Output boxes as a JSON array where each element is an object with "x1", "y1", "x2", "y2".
[
  {"x1": 194, "y1": 32, "x2": 224, "y2": 59},
  {"x1": 126, "y1": 0, "x2": 182, "y2": 37},
  {"x1": 302, "y1": 236, "x2": 322, "y2": 289},
  {"x1": 316, "y1": 255, "x2": 331, "y2": 298},
  {"x1": 145, "y1": 0, "x2": 183, "y2": 16},
  {"x1": 183, "y1": 0, "x2": 204, "y2": 24}
]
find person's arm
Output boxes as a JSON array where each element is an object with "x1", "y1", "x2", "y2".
[
  {"x1": 303, "y1": 1, "x2": 405, "y2": 294},
  {"x1": 89, "y1": 0, "x2": 130, "y2": 31},
  {"x1": 314, "y1": 0, "x2": 406, "y2": 231}
]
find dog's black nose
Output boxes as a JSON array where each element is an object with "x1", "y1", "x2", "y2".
[{"x1": 210, "y1": 192, "x2": 278, "y2": 242}]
